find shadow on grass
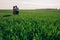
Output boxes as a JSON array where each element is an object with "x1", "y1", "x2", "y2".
[{"x1": 3, "y1": 14, "x2": 12, "y2": 17}]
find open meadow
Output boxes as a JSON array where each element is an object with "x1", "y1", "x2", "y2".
[{"x1": 0, "y1": 9, "x2": 60, "y2": 40}]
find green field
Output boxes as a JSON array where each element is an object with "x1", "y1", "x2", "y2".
[{"x1": 0, "y1": 9, "x2": 60, "y2": 40}]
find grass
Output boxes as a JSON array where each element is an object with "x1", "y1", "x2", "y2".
[{"x1": 0, "y1": 9, "x2": 60, "y2": 40}]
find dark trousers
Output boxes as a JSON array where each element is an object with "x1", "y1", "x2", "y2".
[
  {"x1": 16, "y1": 11, "x2": 19, "y2": 15},
  {"x1": 13, "y1": 11, "x2": 19, "y2": 15}
]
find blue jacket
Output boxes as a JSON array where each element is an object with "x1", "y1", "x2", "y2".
[{"x1": 16, "y1": 7, "x2": 19, "y2": 11}]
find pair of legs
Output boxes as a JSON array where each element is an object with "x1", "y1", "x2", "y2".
[
  {"x1": 16, "y1": 11, "x2": 19, "y2": 15},
  {"x1": 13, "y1": 11, "x2": 19, "y2": 15}
]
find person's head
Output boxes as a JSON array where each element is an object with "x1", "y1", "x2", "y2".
[
  {"x1": 13, "y1": 6, "x2": 15, "y2": 8},
  {"x1": 15, "y1": 5, "x2": 17, "y2": 8}
]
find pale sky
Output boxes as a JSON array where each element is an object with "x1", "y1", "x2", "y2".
[{"x1": 0, "y1": 0, "x2": 60, "y2": 9}]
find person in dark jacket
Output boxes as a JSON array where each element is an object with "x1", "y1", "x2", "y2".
[{"x1": 15, "y1": 6, "x2": 19, "y2": 15}]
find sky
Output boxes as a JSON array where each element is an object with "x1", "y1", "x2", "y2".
[{"x1": 0, "y1": 0, "x2": 60, "y2": 9}]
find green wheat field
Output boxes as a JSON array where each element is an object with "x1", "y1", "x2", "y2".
[{"x1": 0, "y1": 9, "x2": 60, "y2": 40}]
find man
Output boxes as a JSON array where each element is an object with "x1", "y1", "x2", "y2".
[{"x1": 15, "y1": 6, "x2": 19, "y2": 15}]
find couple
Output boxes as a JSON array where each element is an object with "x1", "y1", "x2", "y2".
[{"x1": 13, "y1": 6, "x2": 19, "y2": 15}]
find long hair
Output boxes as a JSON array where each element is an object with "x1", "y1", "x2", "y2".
[{"x1": 13, "y1": 6, "x2": 16, "y2": 14}]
